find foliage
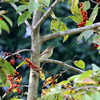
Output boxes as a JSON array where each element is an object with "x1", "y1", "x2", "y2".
[{"x1": 0, "y1": 0, "x2": 100, "y2": 100}]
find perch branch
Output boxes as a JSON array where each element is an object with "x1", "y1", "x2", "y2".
[
  {"x1": 40, "y1": 59, "x2": 84, "y2": 73},
  {"x1": 33, "y1": 0, "x2": 60, "y2": 29},
  {"x1": 40, "y1": 22, "x2": 100, "y2": 43}
]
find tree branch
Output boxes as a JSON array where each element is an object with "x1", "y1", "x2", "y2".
[
  {"x1": 33, "y1": 0, "x2": 60, "y2": 29},
  {"x1": 4, "y1": 49, "x2": 32, "y2": 59},
  {"x1": 10, "y1": 3, "x2": 32, "y2": 30},
  {"x1": 40, "y1": 59, "x2": 84, "y2": 73},
  {"x1": 40, "y1": 22, "x2": 100, "y2": 43}
]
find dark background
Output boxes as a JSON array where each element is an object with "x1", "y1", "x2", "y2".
[{"x1": 0, "y1": 0, "x2": 100, "y2": 99}]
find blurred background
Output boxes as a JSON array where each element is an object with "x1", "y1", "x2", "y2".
[{"x1": 0, "y1": 0, "x2": 100, "y2": 99}]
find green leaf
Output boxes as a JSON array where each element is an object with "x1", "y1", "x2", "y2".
[
  {"x1": 0, "y1": 20, "x2": 10, "y2": 33},
  {"x1": 0, "y1": 96, "x2": 1, "y2": 100},
  {"x1": 83, "y1": 1, "x2": 91, "y2": 11},
  {"x1": 93, "y1": 34, "x2": 100, "y2": 45},
  {"x1": 91, "y1": 91, "x2": 100, "y2": 100},
  {"x1": 70, "y1": 5, "x2": 82, "y2": 23},
  {"x1": 18, "y1": 11, "x2": 30, "y2": 26},
  {"x1": 16, "y1": 60, "x2": 28, "y2": 69},
  {"x1": 71, "y1": 0, "x2": 79, "y2": 7},
  {"x1": 71, "y1": 4, "x2": 79, "y2": 15},
  {"x1": 47, "y1": 90, "x2": 62, "y2": 95},
  {"x1": 58, "y1": 80, "x2": 70, "y2": 85},
  {"x1": 68, "y1": 0, "x2": 72, "y2": 5},
  {"x1": 68, "y1": 75, "x2": 80, "y2": 81},
  {"x1": 0, "y1": 24, "x2": 2, "y2": 34},
  {"x1": 18, "y1": 1, "x2": 28, "y2": 5},
  {"x1": 83, "y1": 30, "x2": 94, "y2": 42},
  {"x1": 57, "y1": 94, "x2": 64, "y2": 100},
  {"x1": 82, "y1": 94, "x2": 91, "y2": 100},
  {"x1": 0, "y1": 67, "x2": 7, "y2": 84},
  {"x1": 85, "y1": 20, "x2": 92, "y2": 26},
  {"x1": 77, "y1": 32, "x2": 84, "y2": 43},
  {"x1": 79, "y1": 70, "x2": 92, "y2": 79},
  {"x1": 92, "y1": 63, "x2": 100, "y2": 72},
  {"x1": 28, "y1": 0, "x2": 39, "y2": 13},
  {"x1": 68, "y1": 15, "x2": 82, "y2": 23},
  {"x1": 73, "y1": 60, "x2": 85, "y2": 69},
  {"x1": 2, "y1": 15, "x2": 13, "y2": 27},
  {"x1": 89, "y1": 4, "x2": 98, "y2": 23},
  {"x1": 17, "y1": 5, "x2": 28, "y2": 13},
  {"x1": 39, "y1": 0, "x2": 50, "y2": 7},
  {"x1": 77, "y1": 30, "x2": 94, "y2": 43},
  {"x1": 0, "y1": 57, "x2": 14, "y2": 75}
]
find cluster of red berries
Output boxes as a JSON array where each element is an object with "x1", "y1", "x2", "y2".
[
  {"x1": 90, "y1": 43, "x2": 99, "y2": 50},
  {"x1": 77, "y1": 2, "x2": 88, "y2": 27},
  {"x1": 16, "y1": 54, "x2": 23, "y2": 61},
  {"x1": 25, "y1": 58, "x2": 40, "y2": 72},
  {"x1": 5, "y1": 52, "x2": 23, "y2": 65},
  {"x1": 7, "y1": 70, "x2": 22, "y2": 94},
  {"x1": 96, "y1": 0, "x2": 100, "y2": 2},
  {"x1": 9, "y1": 59, "x2": 15, "y2": 65}
]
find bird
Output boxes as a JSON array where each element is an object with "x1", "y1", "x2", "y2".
[{"x1": 40, "y1": 46, "x2": 54, "y2": 59}]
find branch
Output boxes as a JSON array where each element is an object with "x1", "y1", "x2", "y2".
[
  {"x1": 40, "y1": 22, "x2": 100, "y2": 42},
  {"x1": 10, "y1": 3, "x2": 32, "y2": 30},
  {"x1": 33, "y1": 0, "x2": 60, "y2": 29},
  {"x1": 4, "y1": 49, "x2": 32, "y2": 59},
  {"x1": 40, "y1": 59, "x2": 84, "y2": 73},
  {"x1": 89, "y1": 0, "x2": 97, "y2": 4}
]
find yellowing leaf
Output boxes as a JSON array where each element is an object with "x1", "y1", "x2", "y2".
[
  {"x1": 16, "y1": 59, "x2": 30, "y2": 69},
  {"x1": 73, "y1": 60, "x2": 85, "y2": 69},
  {"x1": 10, "y1": 97, "x2": 22, "y2": 100},
  {"x1": 77, "y1": 78, "x2": 96, "y2": 84},
  {"x1": 71, "y1": 0, "x2": 79, "y2": 7},
  {"x1": 0, "y1": 66, "x2": 7, "y2": 84},
  {"x1": 39, "y1": 68, "x2": 45, "y2": 80},
  {"x1": 50, "y1": 19, "x2": 69, "y2": 42},
  {"x1": 50, "y1": 19, "x2": 59, "y2": 33},
  {"x1": 12, "y1": 88, "x2": 17, "y2": 93},
  {"x1": 42, "y1": 76, "x2": 53, "y2": 88},
  {"x1": 42, "y1": 74, "x2": 59, "y2": 88}
]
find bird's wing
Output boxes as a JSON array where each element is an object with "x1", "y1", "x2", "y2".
[{"x1": 40, "y1": 49, "x2": 49, "y2": 56}]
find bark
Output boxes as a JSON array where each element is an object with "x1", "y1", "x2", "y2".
[{"x1": 27, "y1": 10, "x2": 41, "y2": 100}]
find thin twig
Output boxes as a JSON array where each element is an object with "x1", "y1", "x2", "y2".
[
  {"x1": 10, "y1": 3, "x2": 32, "y2": 30},
  {"x1": 89, "y1": 0, "x2": 98, "y2": 4},
  {"x1": 4, "y1": 49, "x2": 32, "y2": 59},
  {"x1": 40, "y1": 59, "x2": 84, "y2": 73},
  {"x1": 33, "y1": 0, "x2": 60, "y2": 29},
  {"x1": 74, "y1": 85, "x2": 98, "y2": 91}
]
